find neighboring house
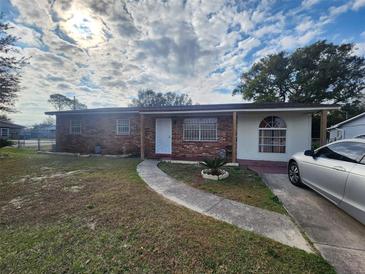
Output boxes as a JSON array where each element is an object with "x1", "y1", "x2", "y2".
[
  {"x1": 46, "y1": 103, "x2": 338, "y2": 163},
  {"x1": 0, "y1": 120, "x2": 25, "y2": 139},
  {"x1": 328, "y1": 112, "x2": 365, "y2": 142},
  {"x1": 21, "y1": 126, "x2": 56, "y2": 140}
]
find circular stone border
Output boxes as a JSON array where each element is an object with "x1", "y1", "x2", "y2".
[{"x1": 201, "y1": 169, "x2": 229, "y2": 181}]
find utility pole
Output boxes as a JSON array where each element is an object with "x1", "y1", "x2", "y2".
[{"x1": 73, "y1": 96, "x2": 76, "y2": 110}]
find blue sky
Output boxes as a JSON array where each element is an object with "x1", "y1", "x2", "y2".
[{"x1": 1, "y1": 0, "x2": 365, "y2": 125}]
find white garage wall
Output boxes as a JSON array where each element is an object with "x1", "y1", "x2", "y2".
[
  {"x1": 341, "y1": 116, "x2": 365, "y2": 139},
  {"x1": 237, "y1": 112, "x2": 312, "y2": 161}
]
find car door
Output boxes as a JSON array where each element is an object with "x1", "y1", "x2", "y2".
[
  {"x1": 300, "y1": 142, "x2": 358, "y2": 205},
  {"x1": 339, "y1": 145, "x2": 365, "y2": 225}
]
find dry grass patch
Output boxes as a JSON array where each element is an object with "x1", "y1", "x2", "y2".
[{"x1": 0, "y1": 148, "x2": 334, "y2": 273}]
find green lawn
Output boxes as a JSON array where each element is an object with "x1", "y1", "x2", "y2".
[
  {"x1": 159, "y1": 162, "x2": 286, "y2": 214},
  {"x1": 0, "y1": 148, "x2": 334, "y2": 273}
]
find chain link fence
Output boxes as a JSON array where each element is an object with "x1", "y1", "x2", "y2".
[{"x1": 12, "y1": 139, "x2": 56, "y2": 151}]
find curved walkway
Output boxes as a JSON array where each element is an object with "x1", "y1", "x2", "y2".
[{"x1": 137, "y1": 160, "x2": 312, "y2": 252}]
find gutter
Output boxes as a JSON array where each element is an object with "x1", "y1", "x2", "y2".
[{"x1": 46, "y1": 106, "x2": 340, "y2": 116}]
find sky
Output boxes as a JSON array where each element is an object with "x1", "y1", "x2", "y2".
[{"x1": 1, "y1": 0, "x2": 365, "y2": 125}]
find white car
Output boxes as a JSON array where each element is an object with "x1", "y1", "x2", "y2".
[{"x1": 288, "y1": 139, "x2": 365, "y2": 225}]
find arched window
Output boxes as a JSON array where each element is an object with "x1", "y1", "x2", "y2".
[{"x1": 259, "y1": 116, "x2": 286, "y2": 153}]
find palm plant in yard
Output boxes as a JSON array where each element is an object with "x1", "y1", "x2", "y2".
[{"x1": 200, "y1": 157, "x2": 227, "y2": 176}]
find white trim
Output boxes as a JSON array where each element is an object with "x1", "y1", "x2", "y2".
[
  {"x1": 258, "y1": 116, "x2": 287, "y2": 154},
  {"x1": 183, "y1": 117, "x2": 218, "y2": 142},
  {"x1": 46, "y1": 107, "x2": 339, "y2": 116},
  {"x1": 142, "y1": 107, "x2": 339, "y2": 115},
  {"x1": 116, "y1": 119, "x2": 130, "y2": 135},
  {"x1": 328, "y1": 112, "x2": 365, "y2": 130},
  {"x1": 69, "y1": 120, "x2": 81, "y2": 135},
  {"x1": 52, "y1": 111, "x2": 139, "y2": 115}
]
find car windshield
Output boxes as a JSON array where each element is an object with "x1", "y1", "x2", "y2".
[{"x1": 315, "y1": 141, "x2": 365, "y2": 163}]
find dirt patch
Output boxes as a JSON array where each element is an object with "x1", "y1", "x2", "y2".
[
  {"x1": 9, "y1": 197, "x2": 25, "y2": 209},
  {"x1": 63, "y1": 185, "x2": 84, "y2": 193},
  {"x1": 12, "y1": 170, "x2": 87, "y2": 185}
]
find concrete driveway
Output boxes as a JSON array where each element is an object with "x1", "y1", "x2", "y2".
[{"x1": 262, "y1": 173, "x2": 365, "y2": 274}]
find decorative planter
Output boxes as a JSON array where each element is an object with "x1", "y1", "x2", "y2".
[{"x1": 201, "y1": 169, "x2": 229, "y2": 181}]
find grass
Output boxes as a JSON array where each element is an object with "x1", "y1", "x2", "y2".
[
  {"x1": 159, "y1": 162, "x2": 287, "y2": 214},
  {"x1": 0, "y1": 148, "x2": 335, "y2": 273}
]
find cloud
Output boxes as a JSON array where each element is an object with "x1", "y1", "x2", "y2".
[
  {"x1": 301, "y1": 0, "x2": 321, "y2": 9},
  {"x1": 352, "y1": 0, "x2": 365, "y2": 10},
  {"x1": 2, "y1": 0, "x2": 365, "y2": 125}
]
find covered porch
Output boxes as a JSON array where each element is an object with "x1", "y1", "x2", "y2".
[{"x1": 138, "y1": 109, "x2": 330, "y2": 163}]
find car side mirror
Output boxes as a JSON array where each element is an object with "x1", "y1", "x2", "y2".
[{"x1": 304, "y1": 149, "x2": 315, "y2": 157}]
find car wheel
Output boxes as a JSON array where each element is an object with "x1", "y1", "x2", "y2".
[{"x1": 288, "y1": 161, "x2": 304, "y2": 186}]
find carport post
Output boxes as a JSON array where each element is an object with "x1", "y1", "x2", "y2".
[
  {"x1": 140, "y1": 114, "x2": 145, "y2": 160},
  {"x1": 232, "y1": 111, "x2": 237, "y2": 163},
  {"x1": 320, "y1": 110, "x2": 328, "y2": 146}
]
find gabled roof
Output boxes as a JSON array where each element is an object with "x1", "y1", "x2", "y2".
[
  {"x1": 45, "y1": 102, "x2": 340, "y2": 115},
  {"x1": 0, "y1": 120, "x2": 25, "y2": 129},
  {"x1": 328, "y1": 112, "x2": 365, "y2": 130}
]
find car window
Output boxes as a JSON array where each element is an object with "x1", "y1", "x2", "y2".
[{"x1": 315, "y1": 142, "x2": 365, "y2": 163}]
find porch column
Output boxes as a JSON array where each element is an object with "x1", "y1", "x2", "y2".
[
  {"x1": 320, "y1": 110, "x2": 328, "y2": 146},
  {"x1": 231, "y1": 111, "x2": 237, "y2": 163},
  {"x1": 140, "y1": 114, "x2": 145, "y2": 160}
]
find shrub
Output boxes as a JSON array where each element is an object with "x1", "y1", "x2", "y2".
[
  {"x1": 200, "y1": 157, "x2": 227, "y2": 176},
  {"x1": 0, "y1": 138, "x2": 13, "y2": 148}
]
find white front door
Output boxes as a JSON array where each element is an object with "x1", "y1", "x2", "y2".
[{"x1": 155, "y1": 118, "x2": 172, "y2": 154}]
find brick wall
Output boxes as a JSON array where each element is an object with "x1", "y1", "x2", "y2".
[
  {"x1": 56, "y1": 113, "x2": 233, "y2": 159},
  {"x1": 56, "y1": 113, "x2": 141, "y2": 154},
  {"x1": 170, "y1": 116, "x2": 233, "y2": 159}
]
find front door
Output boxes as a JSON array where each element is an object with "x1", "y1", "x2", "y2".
[{"x1": 155, "y1": 118, "x2": 172, "y2": 154}]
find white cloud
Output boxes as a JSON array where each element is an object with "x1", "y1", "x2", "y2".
[
  {"x1": 354, "y1": 42, "x2": 365, "y2": 56},
  {"x1": 4, "y1": 0, "x2": 365, "y2": 125},
  {"x1": 301, "y1": 0, "x2": 321, "y2": 9},
  {"x1": 352, "y1": 0, "x2": 365, "y2": 10}
]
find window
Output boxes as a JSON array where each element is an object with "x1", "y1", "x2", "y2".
[
  {"x1": 70, "y1": 120, "x2": 81, "y2": 135},
  {"x1": 116, "y1": 119, "x2": 130, "y2": 135},
  {"x1": 316, "y1": 142, "x2": 365, "y2": 163},
  {"x1": 0, "y1": 128, "x2": 9, "y2": 138},
  {"x1": 183, "y1": 118, "x2": 217, "y2": 141},
  {"x1": 259, "y1": 116, "x2": 286, "y2": 153}
]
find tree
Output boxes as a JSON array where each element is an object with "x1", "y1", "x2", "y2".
[
  {"x1": 0, "y1": 19, "x2": 27, "y2": 112},
  {"x1": 233, "y1": 41, "x2": 365, "y2": 105},
  {"x1": 72, "y1": 98, "x2": 87, "y2": 110},
  {"x1": 130, "y1": 89, "x2": 192, "y2": 107},
  {"x1": 48, "y1": 94, "x2": 87, "y2": 111},
  {"x1": 0, "y1": 114, "x2": 11, "y2": 121}
]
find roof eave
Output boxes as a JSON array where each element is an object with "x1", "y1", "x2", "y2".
[
  {"x1": 327, "y1": 112, "x2": 365, "y2": 130},
  {"x1": 141, "y1": 106, "x2": 340, "y2": 114}
]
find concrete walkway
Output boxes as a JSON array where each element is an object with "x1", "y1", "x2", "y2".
[
  {"x1": 137, "y1": 160, "x2": 312, "y2": 252},
  {"x1": 262, "y1": 173, "x2": 365, "y2": 274}
]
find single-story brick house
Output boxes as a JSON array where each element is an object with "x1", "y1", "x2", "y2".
[{"x1": 46, "y1": 102, "x2": 339, "y2": 163}]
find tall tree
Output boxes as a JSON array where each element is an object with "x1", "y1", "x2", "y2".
[
  {"x1": 233, "y1": 41, "x2": 365, "y2": 105},
  {"x1": 48, "y1": 94, "x2": 71, "y2": 111},
  {"x1": 0, "y1": 114, "x2": 11, "y2": 121},
  {"x1": 130, "y1": 89, "x2": 193, "y2": 107},
  {"x1": 48, "y1": 94, "x2": 87, "y2": 111},
  {"x1": 0, "y1": 19, "x2": 27, "y2": 112}
]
